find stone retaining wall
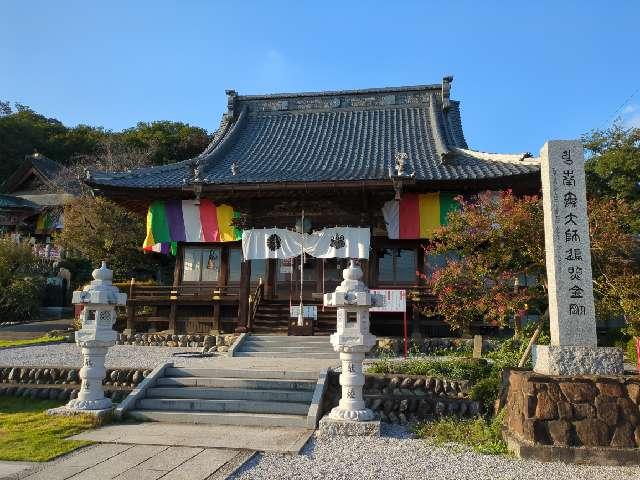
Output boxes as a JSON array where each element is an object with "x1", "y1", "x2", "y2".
[
  {"x1": 504, "y1": 369, "x2": 640, "y2": 449},
  {"x1": 322, "y1": 371, "x2": 481, "y2": 424},
  {"x1": 116, "y1": 333, "x2": 238, "y2": 352},
  {"x1": 0, "y1": 366, "x2": 149, "y2": 403}
]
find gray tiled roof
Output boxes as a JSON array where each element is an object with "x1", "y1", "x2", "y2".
[
  {"x1": 0, "y1": 194, "x2": 40, "y2": 210},
  {"x1": 89, "y1": 80, "x2": 540, "y2": 189}
]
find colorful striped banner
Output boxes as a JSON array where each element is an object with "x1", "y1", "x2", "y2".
[
  {"x1": 382, "y1": 192, "x2": 461, "y2": 239},
  {"x1": 143, "y1": 200, "x2": 242, "y2": 254}
]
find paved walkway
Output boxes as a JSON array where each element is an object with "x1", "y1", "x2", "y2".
[
  {"x1": 10, "y1": 444, "x2": 252, "y2": 480},
  {"x1": 0, "y1": 319, "x2": 73, "y2": 341},
  {"x1": 0, "y1": 461, "x2": 37, "y2": 480},
  {"x1": 70, "y1": 423, "x2": 313, "y2": 453}
]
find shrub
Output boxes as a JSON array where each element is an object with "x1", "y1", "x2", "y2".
[
  {"x1": 0, "y1": 240, "x2": 46, "y2": 321},
  {"x1": 0, "y1": 276, "x2": 44, "y2": 321},
  {"x1": 470, "y1": 376, "x2": 501, "y2": 407},
  {"x1": 367, "y1": 357, "x2": 492, "y2": 383},
  {"x1": 413, "y1": 410, "x2": 507, "y2": 455}
]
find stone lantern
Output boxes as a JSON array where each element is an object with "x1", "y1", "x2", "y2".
[
  {"x1": 66, "y1": 261, "x2": 127, "y2": 413},
  {"x1": 324, "y1": 260, "x2": 377, "y2": 425}
]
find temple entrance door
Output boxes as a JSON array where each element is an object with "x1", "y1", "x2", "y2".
[
  {"x1": 275, "y1": 256, "x2": 317, "y2": 301},
  {"x1": 319, "y1": 258, "x2": 350, "y2": 294}
]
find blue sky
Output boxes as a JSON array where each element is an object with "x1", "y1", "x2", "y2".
[{"x1": 2, "y1": 1, "x2": 639, "y2": 155}]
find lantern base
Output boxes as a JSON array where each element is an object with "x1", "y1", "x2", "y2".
[
  {"x1": 328, "y1": 405, "x2": 375, "y2": 422},
  {"x1": 66, "y1": 397, "x2": 113, "y2": 411},
  {"x1": 47, "y1": 404, "x2": 113, "y2": 421},
  {"x1": 319, "y1": 416, "x2": 381, "y2": 437}
]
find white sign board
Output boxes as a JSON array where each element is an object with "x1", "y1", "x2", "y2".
[
  {"x1": 370, "y1": 289, "x2": 406, "y2": 312},
  {"x1": 290, "y1": 305, "x2": 317, "y2": 319}
]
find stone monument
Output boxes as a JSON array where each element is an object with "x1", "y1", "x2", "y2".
[
  {"x1": 50, "y1": 261, "x2": 127, "y2": 417},
  {"x1": 321, "y1": 259, "x2": 379, "y2": 436},
  {"x1": 533, "y1": 140, "x2": 623, "y2": 375}
]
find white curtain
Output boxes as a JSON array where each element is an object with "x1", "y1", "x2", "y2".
[
  {"x1": 241, "y1": 228, "x2": 304, "y2": 260},
  {"x1": 242, "y1": 227, "x2": 370, "y2": 260},
  {"x1": 304, "y1": 227, "x2": 370, "y2": 259}
]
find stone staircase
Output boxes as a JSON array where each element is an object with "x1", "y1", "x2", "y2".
[
  {"x1": 234, "y1": 335, "x2": 338, "y2": 359},
  {"x1": 128, "y1": 367, "x2": 318, "y2": 428},
  {"x1": 252, "y1": 300, "x2": 337, "y2": 335}
]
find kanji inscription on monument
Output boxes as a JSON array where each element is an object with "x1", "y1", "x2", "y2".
[
  {"x1": 533, "y1": 140, "x2": 623, "y2": 375},
  {"x1": 541, "y1": 140, "x2": 596, "y2": 346}
]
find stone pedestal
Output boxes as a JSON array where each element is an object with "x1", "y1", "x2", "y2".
[
  {"x1": 533, "y1": 345, "x2": 624, "y2": 376},
  {"x1": 50, "y1": 262, "x2": 127, "y2": 417},
  {"x1": 535, "y1": 140, "x2": 622, "y2": 375},
  {"x1": 324, "y1": 260, "x2": 377, "y2": 427}
]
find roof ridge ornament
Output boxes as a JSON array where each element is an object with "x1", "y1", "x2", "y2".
[
  {"x1": 389, "y1": 152, "x2": 414, "y2": 201},
  {"x1": 441, "y1": 75, "x2": 453, "y2": 110},
  {"x1": 225, "y1": 89, "x2": 238, "y2": 119}
]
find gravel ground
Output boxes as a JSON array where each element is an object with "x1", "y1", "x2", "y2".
[
  {"x1": 0, "y1": 343, "x2": 221, "y2": 368},
  {"x1": 229, "y1": 424, "x2": 640, "y2": 480}
]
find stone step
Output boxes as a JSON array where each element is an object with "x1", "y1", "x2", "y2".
[
  {"x1": 244, "y1": 337, "x2": 330, "y2": 344},
  {"x1": 137, "y1": 398, "x2": 310, "y2": 415},
  {"x1": 157, "y1": 377, "x2": 316, "y2": 391},
  {"x1": 247, "y1": 335, "x2": 329, "y2": 342},
  {"x1": 164, "y1": 367, "x2": 319, "y2": 380},
  {"x1": 234, "y1": 351, "x2": 338, "y2": 359},
  {"x1": 239, "y1": 345, "x2": 334, "y2": 353},
  {"x1": 127, "y1": 410, "x2": 309, "y2": 428},
  {"x1": 146, "y1": 387, "x2": 314, "y2": 403}
]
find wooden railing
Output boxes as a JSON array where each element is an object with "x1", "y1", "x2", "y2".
[
  {"x1": 248, "y1": 281, "x2": 264, "y2": 332},
  {"x1": 125, "y1": 281, "x2": 241, "y2": 333},
  {"x1": 128, "y1": 283, "x2": 240, "y2": 302}
]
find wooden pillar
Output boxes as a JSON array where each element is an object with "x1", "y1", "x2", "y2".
[
  {"x1": 411, "y1": 304, "x2": 423, "y2": 340},
  {"x1": 125, "y1": 302, "x2": 135, "y2": 334},
  {"x1": 368, "y1": 243, "x2": 378, "y2": 288},
  {"x1": 124, "y1": 278, "x2": 135, "y2": 334},
  {"x1": 315, "y1": 259, "x2": 323, "y2": 295},
  {"x1": 266, "y1": 259, "x2": 276, "y2": 299},
  {"x1": 168, "y1": 288, "x2": 178, "y2": 334},
  {"x1": 236, "y1": 259, "x2": 251, "y2": 333},
  {"x1": 212, "y1": 303, "x2": 221, "y2": 334}
]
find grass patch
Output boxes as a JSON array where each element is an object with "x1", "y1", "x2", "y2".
[
  {"x1": 367, "y1": 357, "x2": 492, "y2": 383},
  {"x1": 0, "y1": 396, "x2": 98, "y2": 461},
  {"x1": 0, "y1": 336, "x2": 65, "y2": 348},
  {"x1": 413, "y1": 411, "x2": 508, "y2": 455}
]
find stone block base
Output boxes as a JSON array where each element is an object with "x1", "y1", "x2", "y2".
[
  {"x1": 533, "y1": 345, "x2": 623, "y2": 375},
  {"x1": 503, "y1": 369, "x2": 640, "y2": 461},
  {"x1": 47, "y1": 405, "x2": 112, "y2": 422},
  {"x1": 318, "y1": 417, "x2": 381, "y2": 437},
  {"x1": 504, "y1": 429, "x2": 640, "y2": 466}
]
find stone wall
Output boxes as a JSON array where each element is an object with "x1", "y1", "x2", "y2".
[
  {"x1": 116, "y1": 333, "x2": 238, "y2": 352},
  {"x1": 0, "y1": 366, "x2": 148, "y2": 403},
  {"x1": 504, "y1": 369, "x2": 640, "y2": 448},
  {"x1": 322, "y1": 371, "x2": 481, "y2": 424}
]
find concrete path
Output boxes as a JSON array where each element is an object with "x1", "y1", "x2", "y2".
[
  {"x1": 0, "y1": 318, "x2": 73, "y2": 341},
  {"x1": 0, "y1": 461, "x2": 37, "y2": 480},
  {"x1": 14, "y1": 444, "x2": 252, "y2": 480},
  {"x1": 70, "y1": 423, "x2": 313, "y2": 453}
]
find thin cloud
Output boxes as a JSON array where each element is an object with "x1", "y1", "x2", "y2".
[{"x1": 621, "y1": 104, "x2": 640, "y2": 129}]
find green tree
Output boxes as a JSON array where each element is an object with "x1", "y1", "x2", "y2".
[
  {"x1": 584, "y1": 124, "x2": 640, "y2": 230},
  {"x1": 0, "y1": 102, "x2": 212, "y2": 182},
  {"x1": 55, "y1": 196, "x2": 172, "y2": 281},
  {"x1": 119, "y1": 120, "x2": 210, "y2": 166}
]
